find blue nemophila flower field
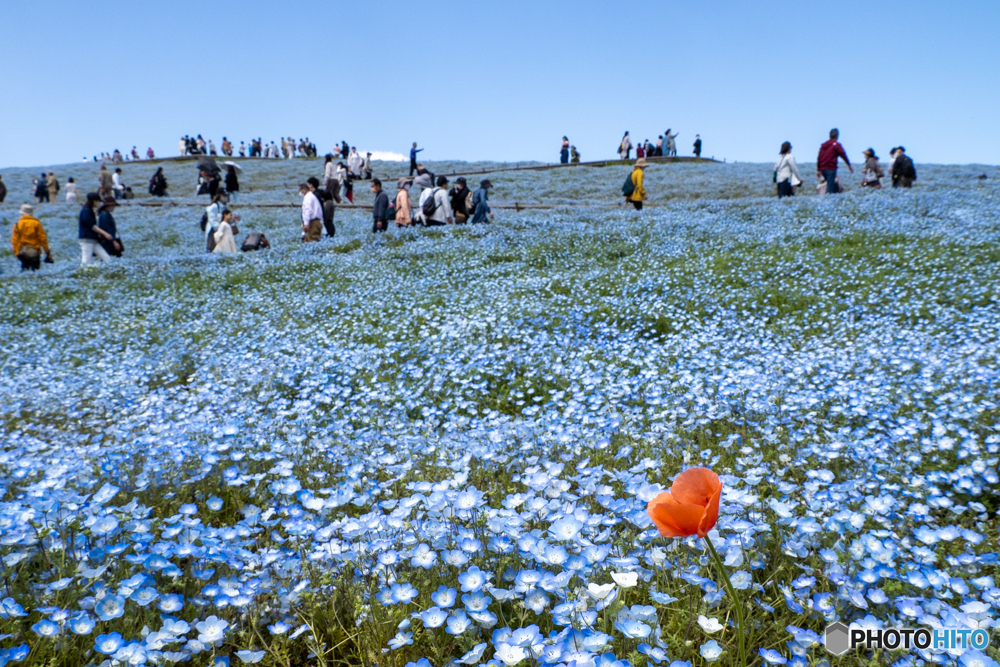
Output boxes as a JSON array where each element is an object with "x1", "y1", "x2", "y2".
[{"x1": 0, "y1": 157, "x2": 998, "y2": 667}]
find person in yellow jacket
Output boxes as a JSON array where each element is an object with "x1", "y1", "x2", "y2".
[
  {"x1": 11, "y1": 204, "x2": 52, "y2": 271},
  {"x1": 628, "y1": 158, "x2": 649, "y2": 210}
]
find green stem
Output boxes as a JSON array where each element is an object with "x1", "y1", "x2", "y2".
[{"x1": 705, "y1": 534, "x2": 746, "y2": 667}]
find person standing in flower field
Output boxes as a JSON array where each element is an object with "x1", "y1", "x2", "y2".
[
  {"x1": 371, "y1": 178, "x2": 389, "y2": 234},
  {"x1": 816, "y1": 128, "x2": 853, "y2": 194},
  {"x1": 12, "y1": 204, "x2": 52, "y2": 271},
  {"x1": 774, "y1": 142, "x2": 803, "y2": 198},
  {"x1": 891, "y1": 146, "x2": 917, "y2": 188},
  {"x1": 299, "y1": 183, "x2": 323, "y2": 242},
  {"x1": 623, "y1": 158, "x2": 649, "y2": 210},
  {"x1": 693, "y1": 135, "x2": 702, "y2": 158}
]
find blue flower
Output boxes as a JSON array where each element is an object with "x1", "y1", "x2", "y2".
[
  {"x1": 235, "y1": 650, "x2": 266, "y2": 663},
  {"x1": 94, "y1": 594, "x2": 126, "y2": 621},
  {"x1": 32, "y1": 619, "x2": 60, "y2": 637},
  {"x1": 431, "y1": 586, "x2": 457, "y2": 608},
  {"x1": 458, "y1": 565, "x2": 489, "y2": 592},
  {"x1": 758, "y1": 648, "x2": 787, "y2": 664},
  {"x1": 95, "y1": 632, "x2": 125, "y2": 655},
  {"x1": 700, "y1": 640, "x2": 723, "y2": 662}
]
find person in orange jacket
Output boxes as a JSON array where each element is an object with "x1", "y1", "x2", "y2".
[{"x1": 12, "y1": 204, "x2": 52, "y2": 271}]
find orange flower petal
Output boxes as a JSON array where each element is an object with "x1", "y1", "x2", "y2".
[
  {"x1": 648, "y1": 493, "x2": 706, "y2": 538},
  {"x1": 697, "y1": 480, "x2": 723, "y2": 537},
  {"x1": 670, "y1": 467, "x2": 721, "y2": 507}
]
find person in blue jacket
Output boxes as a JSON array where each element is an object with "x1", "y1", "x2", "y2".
[
  {"x1": 470, "y1": 179, "x2": 494, "y2": 224},
  {"x1": 409, "y1": 142, "x2": 424, "y2": 176}
]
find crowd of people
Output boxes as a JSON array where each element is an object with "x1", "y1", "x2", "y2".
[
  {"x1": 4, "y1": 128, "x2": 929, "y2": 273},
  {"x1": 612, "y1": 130, "x2": 692, "y2": 161},
  {"x1": 770, "y1": 129, "x2": 918, "y2": 198}
]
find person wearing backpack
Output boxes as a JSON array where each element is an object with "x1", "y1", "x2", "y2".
[
  {"x1": 419, "y1": 176, "x2": 453, "y2": 226},
  {"x1": 891, "y1": 146, "x2": 917, "y2": 188},
  {"x1": 12, "y1": 204, "x2": 52, "y2": 271},
  {"x1": 79, "y1": 193, "x2": 115, "y2": 265},
  {"x1": 623, "y1": 158, "x2": 648, "y2": 210},
  {"x1": 97, "y1": 198, "x2": 124, "y2": 258},
  {"x1": 618, "y1": 132, "x2": 632, "y2": 160},
  {"x1": 449, "y1": 177, "x2": 472, "y2": 224}
]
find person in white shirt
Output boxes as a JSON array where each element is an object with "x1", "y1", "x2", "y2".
[
  {"x1": 347, "y1": 148, "x2": 363, "y2": 178},
  {"x1": 418, "y1": 176, "x2": 454, "y2": 226},
  {"x1": 65, "y1": 177, "x2": 79, "y2": 203},
  {"x1": 299, "y1": 183, "x2": 323, "y2": 242},
  {"x1": 204, "y1": 192, "x2": 226, "y2": 245},
  {"x1": 213, "y1": 209, "x2": 240, "y2": 253},
  {"x1": 773, "y1": 142, "x2": 802, "y2": 198},
  {"x1": 239, "y1": 141, "x2": 246, "y2": 157},
  {"x1": 112, "y1": 169, "x2": 125, "y2": 200},
  {"x1": 323, "y1": 154, "x2": 342, "y2": 203},
  {"x1": 179, "y1": 137, "x2": 187, "y2": 156}
]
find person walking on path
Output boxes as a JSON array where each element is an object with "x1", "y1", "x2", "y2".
[
  {"x1": 299, "y1": 183, "x2": 323, "y2": 242},
  {"x1": 363, "y1": 152, "x2": 373, "y2": 180},
  {"x1": 619, "y1": 132, "x2": 632, "y2": 160},
  {"x1": 774, "y1": 142, "x2": 803, "y2": 198},
  {"x1": 12, "y1": 204, "x2": 51, "y2": 271},
  {"x1": 470, "y1": 179, "x2": 494, "y2": 224},
  {"x1": 0, "y1": 175, "x2": 6, "y2": 203},
  {"x1": 324, "y1": 155, "x2": 342, "y2": 203},
  {"x1": 420, "y1": 176, "x2": 454, "y2": 226},
  {"x1": 636, "y1": 142, "x2": 645, "y2": 159},
  {"x1": 225, "y1": 165, "x2": 240, "y2": 201},
  {"x1": 891, "y1": 146, "x2": 917, "y2": 188},
  {"x1": 449, "y1": 177, "x2": 472, "y2": 224},
  {"x1": 861, "y1": 148, "x2": 883, "y2": 189},
  {"x1": 65, "y1": 177, "x2": 79, "y2": 203},
  {"x1": 693, "y1": 135, "x2": 702, "y2": 158},
  {"x1": 655, "y1": 136, "x2": 664, "y2": 157},
  {"x1": 560, "y1": 137, "x2": 570, "y2": 164},
  {"x1": 371, "y1": 179, "x2": 389, "y2": 233},
  {"x1": 97, "y1": 198, "x2": 124, "y2": 257},
  {"x1": 816, "y1": 128, "x2": 853, "y2": 194},
  {"x1": 409, "y1": 142, "x2": 423, "y2": 176},
  {"x1": 626, "y1": 158, "x2": 648, "y2": 210},
  {"x1": 79, "y1": 193, "x2": 115, "y2": 265},
  {"x1": 395, "y1": 178, "x2": 413, "y2": 227}
]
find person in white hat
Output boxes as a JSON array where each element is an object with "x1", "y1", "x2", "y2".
[{"x1": 12, "y1": 204, "x2": 52, "y2": 271}]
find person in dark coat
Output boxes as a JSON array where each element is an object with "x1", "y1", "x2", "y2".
[
  {"x1": 693, "y1": 135, "x2": 702, "y2": 158},
  {"x1": 891, "y1": 146, "x2": 917, "y2": 188},
  {"x1": 225, "y1": 165, "x2": 240, "y2": 201},
  {"x1": 449, "y1": 177, "x2": 472, "y2": 224},
  {"x1": 97, "y1": 198, "x2": 123, "y2": 257},
  {"x1": 35, "y1": 173, "x2": 50, "y2": 203},
  {"x1": 149, "y1": 167, "x2": 168, "y2": 197},
  {"x1": 371, "y1": 178, "x2": 389, "y2": 233},
  {"x1": 0, "y1": 175, "x2": 6, "y2": 203}
]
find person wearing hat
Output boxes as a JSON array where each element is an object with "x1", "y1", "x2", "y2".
[
  {"x1": 861, "y1": 148, "x2": 883, "y2": 189},
  {"x1": 395, "y1": 178, "x2": 413, "y2": 227},
  {"x1": 449, "y1": 177, "x2": 472, "y2": 225},
  {"x1": 420, "y1": 176, "x2": 453, "y2": 226},
  {"x1": 79, "y1": 192, "x2": 115, "y2": 265},
  {"x1": 470, "y1": 180, "x2": 494, "y2": 224},
  {"x1": 12, "y1": 204, "x2": 51, "y2": 271},
  {"x1": 98, "y1": 198, "x2": 124, "y2": 257},
  {"x1": 626, "y1": 158, "x2": 649, "y2": 210}
]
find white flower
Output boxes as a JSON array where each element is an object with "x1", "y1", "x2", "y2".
[
  {"x1": 698, "y1": 615, "x2": 724, "y2": 633},
  {"x1": 610, "y1": 572, "x2": 638, "y2": 588}
]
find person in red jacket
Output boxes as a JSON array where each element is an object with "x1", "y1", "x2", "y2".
[{"x1": 816, "y1": 128, "x2": 853, "y2": 194}]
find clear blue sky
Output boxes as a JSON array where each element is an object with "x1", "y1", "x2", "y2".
[{"x1": 2, "y1": 0, "x2": 997, "y2": 168}]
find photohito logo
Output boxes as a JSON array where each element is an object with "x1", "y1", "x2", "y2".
[{"x1": 825, "y1": 622, "x2": 990, "y2": 656}]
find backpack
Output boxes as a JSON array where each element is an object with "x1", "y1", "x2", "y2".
[
  {"x1": 465, "y1": 190, "x2": 475, "y2": 213},
  {"x1": 241, "y1": 232, "x2": 263, "y2": 251},
  {"x1": 421, "y1": 188, "x2": 440, "y2": 217},
  {"x1": 903, "y1": 156, "x2": 917, "y2": 180},
  {"x1": 387, "y1": 203, "x2": 397, "y2": 221},
  {"x1": 206, "y1": 229, "x2": 217, "y2": 253},
  {"x1": 199, "y1": 212, "x2": 208, "y2": 231},
  {"x1": 622, "y1": 172, "x2": 636, "y2": 197}
]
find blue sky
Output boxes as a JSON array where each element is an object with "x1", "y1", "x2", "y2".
[{"x1": 2, "y1": 0, "x2": 997, "y2": 168}]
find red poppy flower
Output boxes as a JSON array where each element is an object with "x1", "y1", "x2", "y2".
[{"x1": 647, "y1": 467, "x2": 722, "y2": 538}]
